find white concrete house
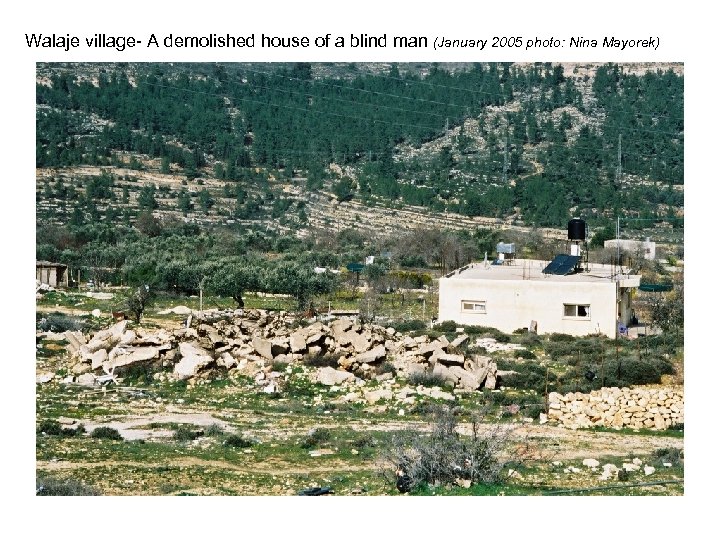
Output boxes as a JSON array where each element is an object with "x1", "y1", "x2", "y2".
[{"x1": 438, "y1": 259, "x2": 640, "y2": 337}]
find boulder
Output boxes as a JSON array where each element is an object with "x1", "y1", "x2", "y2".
[
  {"x1": 104, "y1": 346, "x2": 159, "y2": 372},
  {"x1": 330, "y1": 318, "x2": 353, "y2": 335},
  {"x1": 217, "y1": 352, "x2": 237, "y2": 369},
  {"x1": 448, "y1": 366, "x2": 481, "y2": 390},
  {"x1": 252, "y1": 336, "x2": 274, "y2": 360},
  {"x1": 173, "y1": 342, "x2": 214, "y2": 380},
  {"x1": 484, "y1": 363, "x2": 498, "y2": 389},
  {"x1": 316, "y1": 367, "x2": 354, "y2": 386},
  {"x1": 435, "y1": 353, "x2": 465, "y2": 366},
  {"x1": 432, "y1": 363, "x2": 458, "y2": 384},
  {"x1": 289, "y1": 330, "x2": 307, "y2": 353},
  {"x1": 365, "y1": 388, "x2": 393, "y2": 404},
  {"x1": 76, "y1": 373, "x2": 97, "y2": 386},
  {"x1": 270, "y1": 338, "x2": 290, "y2": 356},
  {"x1": 417, "y1": 341, "x2": 445, "y2": 358},
  {"x1": 451, "y1": 334, "x2": 469, "y2": 348},
  {"x1": 355, "y1": 345, "x2": 386, "y2": 364},
  {"x1": 582, "y1": 458, "x2": 600, "y2": 468},
  {"x1": 90, "y1": 349, "x2": 108, "y2": 370}
]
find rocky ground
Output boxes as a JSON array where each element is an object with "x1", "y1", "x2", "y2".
[{"x1": 35, "y1": 307, "x2": 684, "y2": 496}]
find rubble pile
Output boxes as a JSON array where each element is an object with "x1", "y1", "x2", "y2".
[{"x1": 58, "y1": 309, "x2": 499, "y2": 394}]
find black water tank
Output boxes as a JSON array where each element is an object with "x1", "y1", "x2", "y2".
[{"x1": 568, "y1": 218, "x2": 586, "y2": 240}]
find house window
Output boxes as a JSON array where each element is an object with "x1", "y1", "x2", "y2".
[
  {"x1": 563, "y1": 304, "x2": 590, "y2": 318},
  {"x1": 462, "y1": 300, "x2": 486, "y2": 314}
]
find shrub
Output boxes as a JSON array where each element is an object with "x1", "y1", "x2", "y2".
[
  {"x1": 303, "y1": 352, "x2": 341, "y2": 368},
  {"x1": 435, "y1": 320, "x2": 457, "y2": 333},
  {"x1": 301, "y1": 427, "x2": 332, "y2": 449},
  {"x1": 205, "y1": 424, "x2": 225, "y2": 437},
  {"x1": 390, "y1": 320, "x2": 426, "y2": 333},
  {"x1": 37, "y1": 420, "x2": 86, "y2": 438},
  {"x1": 173, "y1": 425, "x2": 202, "y2": 442},
  {"x1": 36, "y1": 476, "x2": 101, "y2": 496},
  {"x1": 91, "y1": 427, "x2": 123, "y2": 440},
  {"x1": 498, "y1": 363, "x2": 557, "y2": 394},
  {"x1": 548, "y1": 333, "x2": 574, "y2": 342},
  {"x1": 37, "y1": 419, "x2": 63, "y2": 436},
  {"x1": 376, "y1": 361, "x2": 396, "y2": 376},
  {"x1": 37, "y1": 313, "x2": 85, "y2": 333},
  {"x1": 516, "y1": 349, "x2": 536, "y2": 359},
  {"x1": 224, "y1": 434, "x2": 253, "y2": 448},
  {"x1": 407, "y1": 371, "x2": 446, "y2": 388},
  {"x1": 382, "y1": 406, "x2": 520, "y2": 493},
  {"x1": 652, "y1": 447, "x2": 683, "y2": 466}
]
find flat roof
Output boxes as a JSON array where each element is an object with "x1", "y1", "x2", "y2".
[{"x1": 443, "y1": 258, "x2": 639, "y2": 285}]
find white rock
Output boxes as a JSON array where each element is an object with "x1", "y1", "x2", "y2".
[
  {"x1": 316, "y1": 367, "x2": 354, "y2": 386},
  {"x1": 644, "y1": 465, "x2": 656, "y2": 476},
  {"x1": 582, "y1": 458, "x2": 600, "y2": 468},
  {"x1": 173, "y1": 342, "x2": 214, "y2": 380}
]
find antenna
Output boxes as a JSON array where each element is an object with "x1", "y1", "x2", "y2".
[
  {"x1": 615, "y1": 133, "x2": 622, "y2": 186},
  {"x1": 503, "y1": 113, "x2": 509, "y2": 183}
]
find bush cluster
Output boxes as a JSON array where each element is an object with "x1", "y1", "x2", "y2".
[{"x1": 384, "y1": 407, "x2": 515, "y2": 493}]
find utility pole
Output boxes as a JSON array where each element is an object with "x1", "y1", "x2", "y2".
[
  {"x1": 503, "y1": 113, "x2": 509, "y2": 183},
  {"x1": 615, "y1": 133, "x2": 622, "y2": 185}
]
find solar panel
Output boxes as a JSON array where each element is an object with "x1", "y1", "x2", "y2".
[{"x1": 542, "y1": 254, "x2": 580, "y2": 275}]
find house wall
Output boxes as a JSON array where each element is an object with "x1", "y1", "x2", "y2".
[
  {"x1": 438, "y1": 277, "x2": 619, "y2": 337},
  {"x1": 36, "y1": 266, "x2": 68, "y2": 288}
]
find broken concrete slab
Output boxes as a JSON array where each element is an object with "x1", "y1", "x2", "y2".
[
  {"x1": 173, "y1": 342, "x2": 214, "y2": 380},
  {"x1": 355, "y1": 345, "x2": 386, "y2": 364},
  {"x1": 316, "y1": 366, "x2": 354, "y2": 386},
  {"x1": 449, "y1": 366, "x2": 481, "y2": 390}
]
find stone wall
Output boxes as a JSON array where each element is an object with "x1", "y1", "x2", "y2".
[{"x1": 546, "y1": 386, "x2": 683, "y2": 430}]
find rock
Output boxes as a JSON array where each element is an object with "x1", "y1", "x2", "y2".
[
  {"x1": 539, "y1": 413, "x2": 548, "y2": 424},
  {"x1": 622, "y1": 463, "x2": 640, "y2": 472},
  {"x1": 289, "y1": 331, "x2": 307, "y2": 353},
  {"x1": 252, "y1": 336, "x2": 274, "y2": 360},
  {"x1": 158, "y1": 305, "x2": 192, "y2": 315},
  {"x1": 355, "y1": 345, "x2": 386, "y2": 364},
  {"x1": 64, "y1": 330, "x2": 85, "y2": 355},
  {"x1": 217, "y1": 352, "x2": 237, "y2": 369},
  {"x1": 90, "y1": 349, "x2": 108, "y2": 370},
  {"x1": 432, "y1": 363, "x2": 458, "y2": 384},
  {"x1": 365, "y1": 388, "x2": 393, "y2": 404},
  {"x1": 644, "y1": 465, "x2": 656, "y2": 476},
  {"x1": 448, "y1": 366, "x2": 480, "y2": 390},
  {"x1": 91, "y1": 309, "x2": 102, "y2": 317},
  {"x1": 375, "y1": 373, "x2": 393, "y2": 382},
  {"x1": 270, "y1": 338, "x2": 290, "y2": 356},
  {"x1": 417, "y1": 341, "x2": 445, "y2": 358},
  {"x1": 582, "y1": 458, "x2": 600, "y2": 468},
  {"x1": 435, "y1": 353, "x2": 465, "y2": 366},
  {"x1": 450, "y1": 334, "x2": 469, "y2": 348},
  {"x1": 330, "y1": 318, "x2": 353, "y2": 334},
  {"x1": 76, "y1": 373, "x2": 96, "y2": 386},
  {"x1": 105, "y1": 346, "x2": 159, "y2": 372},
  {"x1": 173, "y1": 342, "x2": 214, "y2": 380},
  {"x1": 404, "y1": 362, "x2": 427, "y2": 376},
  {"x1": 86, "y1": 320, "x2": 128, "y2": 352},
  {"x1": 119, "y1": 330, "x2": 137, "y2": 346},
  {"x1": 72, "y1": 362, "x2": 91, "y2": 375},
  {"x1": 484, "y1": 365, "x2": 497, "y2": 390},
  {"x1": 36, "y1": 372, "x2": 54, "y2": 384},
  {"x1": 316, "y1": 366, "x2": 354, "y2": 386}
]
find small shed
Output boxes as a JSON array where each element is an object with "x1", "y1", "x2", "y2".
[{"x1": 36, "y1": 261, "x2": 69, "y2": 288}]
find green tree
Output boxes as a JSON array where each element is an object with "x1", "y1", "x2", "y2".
[
  {"x1": 138, "y1": 185, "x2": 158, "y2": 210},
  {"x1": 208, "y1": 262, "x2": 262, "y2": 308}
]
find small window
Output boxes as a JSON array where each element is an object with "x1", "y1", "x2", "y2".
[
  {"x1": 462, "y1": 300, "x2": 486, "y2": 314},
  {"x1": 563, "y1": 304, "x2": 590, "y2": 319}
]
